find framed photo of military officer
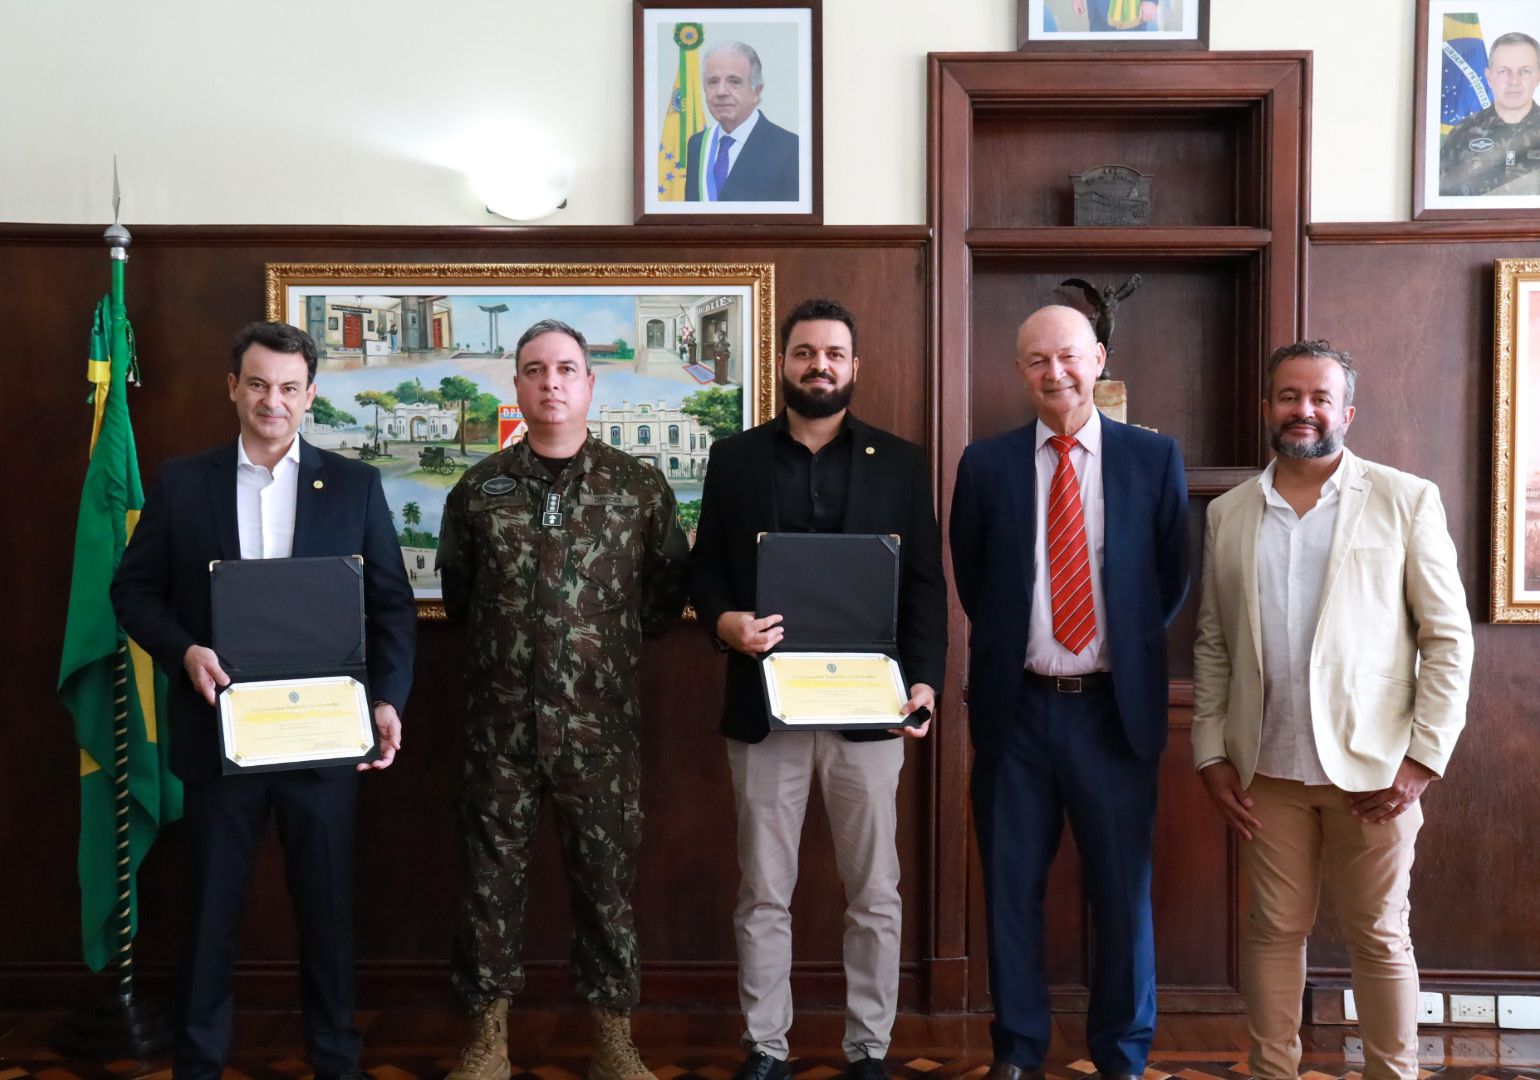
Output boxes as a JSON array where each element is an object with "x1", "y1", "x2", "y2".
[
  {"x1": 1017, "y1": 0, "x2": 1208, "y2": 49},
  {"x1": 1492, "y1": 258, "x2": 1540, "y2": 621},
  {"x1": 634, "y1": 0, "x2": 821, "y2": 223},
  {"x1": 1416, "y1": 0, "x2": 1540, "y2": 217},
  {"x1": 265, "y1": 261, "x2": 777, "y2": 615}
]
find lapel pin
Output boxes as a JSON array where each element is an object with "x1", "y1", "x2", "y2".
[
  {"x1": 865, "y1": 446, "x2": 875, "y2": 455},
  {"x1": 313, "y1": 480, "x2": 324, "y2": 489}
]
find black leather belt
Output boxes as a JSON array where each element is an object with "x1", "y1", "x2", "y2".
[{"x1": 1023, "y1": 670, "x2": 1112, "y2": 694}]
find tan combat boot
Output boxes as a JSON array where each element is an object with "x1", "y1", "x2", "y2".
[
  {"x1": 446, "y1": 998, "x2": 511, "y2": 1080},
  {"x1": 588, "y1": 1006, "x2": 658, "y2": 1080}
]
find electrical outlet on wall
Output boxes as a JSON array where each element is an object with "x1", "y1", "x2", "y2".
[
  {"x1": 1499, "y1": 995, "x2": 1540, "y2": 1030},
  {"x1": 1450, "y1": 995, "x2": 1497, "y2": 1024},
  {"x1": 1418, "y1": 992, "x2": 1445, "y2": 1024}
]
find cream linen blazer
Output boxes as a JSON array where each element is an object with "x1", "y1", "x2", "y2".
[{"x1": 1191, "y1": 449, "x2": 1474, "y2": 791}]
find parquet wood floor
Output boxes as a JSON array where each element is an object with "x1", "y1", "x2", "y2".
[{"x1": 2, "y1": 1009, "x2": 1537, "y2": 1080}]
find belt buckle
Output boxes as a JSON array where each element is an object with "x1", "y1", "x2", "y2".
[{"x1": 1054, "y1": 676, "x2": 1083, "y2": 694}]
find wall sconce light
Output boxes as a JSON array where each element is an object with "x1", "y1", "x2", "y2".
[{"x1": 468, "y1": 139, "x2": 574, "y2": 222}]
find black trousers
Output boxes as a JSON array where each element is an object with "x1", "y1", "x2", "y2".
[{"x1": 176, "y1": 770, "x2": 360, "y2": 1080}]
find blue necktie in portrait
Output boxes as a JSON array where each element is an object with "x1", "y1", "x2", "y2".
[{"x1": 709, "y1": 133, "x2": 735, "y2": 201}]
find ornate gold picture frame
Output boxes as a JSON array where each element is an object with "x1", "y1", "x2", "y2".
[
  {"x1": 265, "y1": 262, "x2": 777, "y2": 617},
  {"x1": 1493, "y1": 257, "x2": 1540, "y2": 621}
]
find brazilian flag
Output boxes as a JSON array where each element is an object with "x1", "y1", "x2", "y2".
[
  {"x1": 57, "y1": 278, "x2": 182, "y2": 972},
  {"x1": 658, "y1": 22, "x2": 707, "y2": 201},
  {"x1": 1441, "y1": 13, "x2": 1493, "y2": 138}
]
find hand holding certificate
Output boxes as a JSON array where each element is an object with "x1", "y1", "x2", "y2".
[
  {"x1": 756, "y1": 533, "x2": 926, "y2": 732},
  {"x1": 211, "y1": 556, "x2": 380, "y2": 773}
]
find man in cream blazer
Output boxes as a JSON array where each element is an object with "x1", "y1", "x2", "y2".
[{"x1": 1192, "y1": 340, "x2": 1473, "y2": 1080}]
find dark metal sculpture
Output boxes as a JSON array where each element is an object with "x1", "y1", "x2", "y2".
[{"x1": 1058, "y1": 274, "x2": 1143, "y2": 371}]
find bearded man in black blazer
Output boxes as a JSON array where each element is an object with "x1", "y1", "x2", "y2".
[
  {"x1": 689, "y1": 299, "x2": 947, "y2": 1080},
  {"x1": 112, "y1": 321, "x2": 415, "y2": 1080}
]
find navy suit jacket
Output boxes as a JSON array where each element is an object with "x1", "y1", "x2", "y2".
[
  {"x1": 689, "y1": 415, "x2": 948, "y2": 743},
  {"x1": 111, "y1": 438, "x2": 417, "y2": 782},
  {"x1": 684, "y1": 112, "x2": 799, "y2": 202},
  {"x1": 949, "y1": 415, "x2": 1189, "y2": 761}
]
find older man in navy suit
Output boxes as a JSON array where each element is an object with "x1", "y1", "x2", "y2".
[
  {"x1": 684, "y1": 41, "x2": 799, "y2": 203},
  {"x1": 112, "y1": 321, "x2": 416, "y2": 1080},
  {"x1": 949, "y1": 306, "x2": 1188, "y2": 1080}
]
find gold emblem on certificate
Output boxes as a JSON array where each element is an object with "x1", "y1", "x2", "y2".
[
  {"x1": 762, "y1": 652, "x2": 908, "y2": 728},
  {"x1": 218, "y1": 675, "x2": 374, "y2": 769}
]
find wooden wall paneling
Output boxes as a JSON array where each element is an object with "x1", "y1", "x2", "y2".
[{"x1": 0, "y1": 224, "x2": 943, "y2": 1011}]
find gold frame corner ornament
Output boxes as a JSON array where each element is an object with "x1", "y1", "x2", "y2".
[{"x1": 1491, "y1": 258, "x2": 1540, "y2": 623}]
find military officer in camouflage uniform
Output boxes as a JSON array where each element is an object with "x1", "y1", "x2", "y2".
[
  {"x1": 437, "y1": 318, "x2": 688, "y2": 1080},
  {"x1": 1441, "y1": 32, "x2": 1540, "y2": 196}
]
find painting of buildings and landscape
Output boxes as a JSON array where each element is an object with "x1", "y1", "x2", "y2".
[{"x1": 280, "y1": 282, "x2": 765, "y2": 601}]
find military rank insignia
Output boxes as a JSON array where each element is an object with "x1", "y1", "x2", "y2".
[{"x1": 541, "y1": 491, "x2": 564, "y2": 528}]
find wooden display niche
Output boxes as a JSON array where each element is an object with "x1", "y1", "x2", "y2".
[{"x1": 929, "y1": 51, "x2": 1309, "y2": 1013}]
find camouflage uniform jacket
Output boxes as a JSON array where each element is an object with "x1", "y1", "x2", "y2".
[
  {"x1": 437, "y1": 435, "x2": 688, "y2": 758},
  {"x1": 1441, "y1": 103, "x2": 1540, "y2": 196}
]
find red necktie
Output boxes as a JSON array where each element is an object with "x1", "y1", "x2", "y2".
[{"x1": 1046, "y1": 435, "x2": 1097, "y2": 655}]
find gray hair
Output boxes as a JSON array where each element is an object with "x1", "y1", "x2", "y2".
[
  {"x1": 514, "y1": 318, "x2": 589, "y2": 371},
  {"x1": 1490, "y1": 31, "x2": 1540, "y2": 65},
  {"x1": 1264, "y1": 339, "x2": 1358, "y2": 406},
  {"x1": 704, "y1": 41, "x2": 764, "y2": 91}
]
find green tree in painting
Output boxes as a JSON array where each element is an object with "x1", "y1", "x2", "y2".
[
  {"x1": 676, "y1": 499, "x2": 701, "y2": 534},
  {"x1": 354, "y1": 390, "x2": 398, "y2": 452},
  {"x1": 681, "y1": 385, "x2": 742, "y2": 441},
  {"x1": 394, "y1": 379, "x2": 424, "y2": 405},
  {"x1": 439, "y1": 375, "x2": 480, "y2": 456},
  {"x1": 466, "y1": 392, "x2": 502, "y2": 426},
  {"x1": 310, "y1": 395, "x2": 357, "y2": 429},
  {"x1": 401, "y1": 501, "x2": 422, "y2": 528}
]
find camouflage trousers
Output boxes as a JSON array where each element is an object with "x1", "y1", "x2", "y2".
[{"x1": 451, "y1": 736, "x2": 644, "y2": 1012}]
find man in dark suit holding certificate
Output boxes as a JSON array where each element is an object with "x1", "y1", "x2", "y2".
[
  {"x1": 111, "y1": 321, "x2": 416, "y2": 1080},
  {"x1": 949, "y1": 305, "x2": 1188, "y2": 1080},
  {"x1": 689, "y1": 298, "x2": 947, "y2": 1080}
]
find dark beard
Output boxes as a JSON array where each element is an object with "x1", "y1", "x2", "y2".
[
  {"x1": 781, "y1": 374, "x2": 854, "y2": 420},
  {"x1": 1269, "y1": 420, "x2": 1344, "y2": 460}
]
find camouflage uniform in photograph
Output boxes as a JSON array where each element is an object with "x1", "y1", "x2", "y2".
[
  {"x1": 1440, "y1": 104, "x2": 1540, "y2": 196},
  {"x1": 437, "y1": 433, "x2": 688, "y2": 1079}
]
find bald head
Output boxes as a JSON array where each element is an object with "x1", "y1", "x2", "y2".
[{"x1": 1014, "y1": 304, "x2": 1106, "y2": 435}]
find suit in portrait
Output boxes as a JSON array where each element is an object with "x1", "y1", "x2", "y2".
[
  {"x1": 949, "y1": 413, "x2": 1188, "y2": 1077},
  {"x1": 684, "y1": 112, "x2": 800, "y2": 203},
  {"x1": 111, "y1": 436, "x2": 415, "y2": 1080}
]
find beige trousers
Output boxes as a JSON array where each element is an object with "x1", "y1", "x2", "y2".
[
  {"x1": 1242, "y1": 774, "x2": 1424, "y2": 1080},
  {"x1": 726, "y1": 732, "x2": 906, "y2": 1062}
]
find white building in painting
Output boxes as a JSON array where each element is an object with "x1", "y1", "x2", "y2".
[
  {"x1": 589, "y1": 400, "x2": 711, "y2": 482},
  {"x1": 381, "y1": 401, "x2": 459, "y2": 442}
]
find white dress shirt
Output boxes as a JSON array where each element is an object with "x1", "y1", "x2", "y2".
[
  {"x1": 1026, "y1": 410, "x2": 1109, "y2": 676},
  {"x1": 703, "y1": 109, "x2": 761, "y2": 200},
  {"x1": 1254, "y1": 458, "x2": 1341, "y2": 785},
  {"x1": 236, "y1": 436, "x2": 301, "y2": 560}
]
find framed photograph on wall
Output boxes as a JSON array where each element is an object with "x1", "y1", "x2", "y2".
[
  {"x1": 1416, "y1": 0, "x2": 1540, "y2": 217},
  {"x1": 1017, "y1": 0, "x2": 1208, "y2": 49},
  {"x1": 266, "y1": 262, "x2": 777, "y2": 616},
  {"x1": 1492, "y1": 258, "x2": 1540, "y2": 622},
  {"x1": 634, "y1": 0, "x2": 820, "y2": 222}
]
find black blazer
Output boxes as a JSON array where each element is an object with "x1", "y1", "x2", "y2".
[
  {"x1": 684, "y1": 113, "x2": 800, "y2": 202},
  {"x1": 689, "y1": 415, "x2": 947, "y2": 743},
  {"x1": 111, "y1": 438, "x2": 417, "y2": 782}
]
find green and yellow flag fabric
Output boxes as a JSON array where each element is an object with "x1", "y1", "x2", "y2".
[
  {"x1": 657, "y1": 22, "x2": 707, "y2": 201},
  {"x1": 57, "y1": 282, "x2": 182, "y2": 972},
  {"x1": 1107, "y1": 0, "x2": 1144, "y2": 30}
]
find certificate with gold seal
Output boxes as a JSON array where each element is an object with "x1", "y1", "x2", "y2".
[
  {"x1": 761, "y1": 652, "x2": 908, "y2": 728},
  {"x1": 218, "y1": 675, "x2": 374, "y2": 770}
]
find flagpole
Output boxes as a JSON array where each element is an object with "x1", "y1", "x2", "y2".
[{"x1": 53, "y1": 170, "x2": 173, "y2": 1062}]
